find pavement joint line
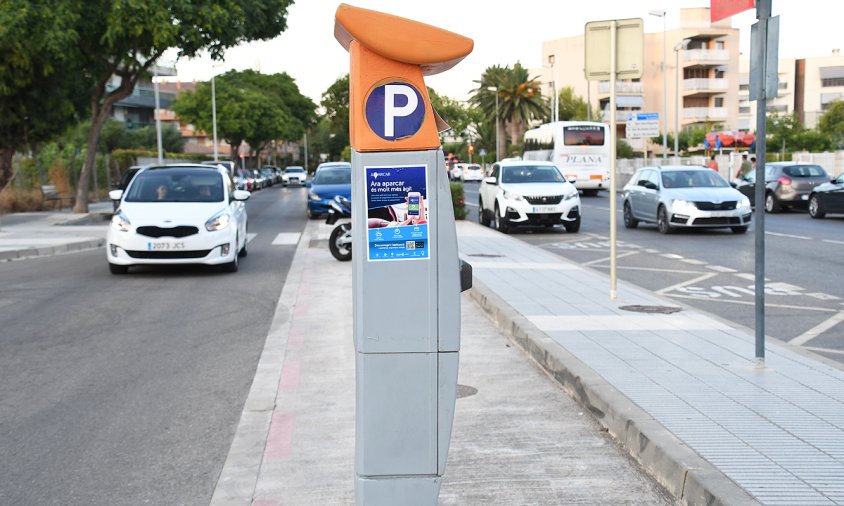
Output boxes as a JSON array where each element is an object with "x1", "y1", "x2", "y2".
[{"x1": 209, "y1": 220, "x2": 315, "y2": 506}]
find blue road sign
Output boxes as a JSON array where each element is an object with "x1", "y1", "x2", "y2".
[{"x1": 365, "y1": 82, "x2": 425, "y2": 140}]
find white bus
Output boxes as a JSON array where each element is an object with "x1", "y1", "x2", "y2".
[{"x1": 522, "y1": 121, "x2": 610, "y2": 196}]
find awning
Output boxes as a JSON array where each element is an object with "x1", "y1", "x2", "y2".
[
  {"x1": 819, "y1": 66, "x2": 844, "y2": 79},
  {"x1": 615, "y1": 95, "x2": 645, "y2": 108}
]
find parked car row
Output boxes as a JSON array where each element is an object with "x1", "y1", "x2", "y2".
[{"x1": 732, "y1": 162, "x2": 844, "y2": 219}]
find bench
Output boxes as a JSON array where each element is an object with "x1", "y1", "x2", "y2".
[{"x1": 40, "y1": 185, "x2": 75, "y2": 210}]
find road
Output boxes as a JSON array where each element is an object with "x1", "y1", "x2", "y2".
[
  {"x1": 0, "y1": 184, "x2": 308, "y2": 506},
  {"x1": 463, "y1": 182, "x2": 844, "y2": 364}
]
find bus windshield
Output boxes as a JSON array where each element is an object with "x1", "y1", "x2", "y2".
[{"x1": 563, "y1": 125, "x2": 604, "y2": 146}]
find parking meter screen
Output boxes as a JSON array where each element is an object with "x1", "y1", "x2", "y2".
[{"x1": 365, "y1": 165, "x2": 428, "y2": 261}]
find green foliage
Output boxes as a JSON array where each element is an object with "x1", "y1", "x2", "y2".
[
  {"x1": 320, "y1": 74, "x2": 350, "y2": 154},
  {"x1": 429, "y1": 87, "x2": 472, "y2": 140},
  {"x1": 617, "y1": 139, "x2": 637, "y2": 159},
  {"x1": 450, "y1": 182, "x2": 467, "y2": 220},
  {"x1": 557, "y1": 87, "x2": 594, "y2": 121},
  {"x1": 818, "y1": 100, "x2": 844, "y2": 149},
  {"x1": 97, "y1": 119, "x2": 185, "y2": 153}
]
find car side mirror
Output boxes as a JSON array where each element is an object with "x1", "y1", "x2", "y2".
[
  {"x1": 568, "y1": 177, "x2": 577, "y2": 185},
  {"x1": 109, "y1": 189, "x2": 124, "y2": 201},
  {"x1": 730, "y1": 182, "x2": 737, "y2": 189},
  {"x1": 232, "y1": 190, "x2": 251, "y2": 201},
  {"x1": 483, "y1": 176, "x2": 497, "y2": 185}
]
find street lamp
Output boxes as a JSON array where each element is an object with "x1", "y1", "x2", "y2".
[
  {"x1": 210, "y1": 61, "x2": 223, "y2": 162},
  {"x1": 673, "y1": 39, "x2": 691, "y2": 156},
  {"x1": 649, "y1": 10, "x2": 667, "y2": 160},
  {"x1": 547, "y1": 55, "x2": 557, "y2": 123},
  {"x1": 486, "y1": 86, "x2": 500, "y2": 162}
]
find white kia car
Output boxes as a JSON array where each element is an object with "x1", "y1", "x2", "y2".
[
  {"x1": 478, "y1": 160, "x2": 581, "y2": 233},
  {"x1": 107, "y1": 164, "x2": 250, "y2": 274}
]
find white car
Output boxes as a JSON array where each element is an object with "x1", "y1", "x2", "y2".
[
  {"x1": 478, "y1": 160, "x2": 581, "y2": 233},
  {"x1": 282, "y1": 166, "x2": 307, "y2": 186},
  {"x1": 449, "y1": 163, "x2": 463, "y2": 181},
  {"x1": 107, "y1": 164, "x2": 250, "y2": 274},
  {"x1": 460, "y1": 163, "x2": 484, "y2": 182}
]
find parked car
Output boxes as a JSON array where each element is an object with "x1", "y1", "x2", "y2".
[
  {"x1": 734, "y1": 162, "x2": 830, "y2": 213},
  {"x1": 234, "y1": 169, "x2": 255, "y2": 191},
  {"x1": 478, "y1": 160, "x2": 581, "y2": 233},
  {"x1": 449, "y1": 163, "x2": 463, "y2": 181},
  {"x1": 111, "y1": 165, "x2": 144, "y2": 211},
  {"x1": 106, "y1": 164, "x2": 250, "y2": 274},
  {"x1": 282, "y1": 166, "x2": 307, "y2": 186},
  {"x1": 622, "y1": 166, "x2": 752, "y2": 234},
  {"x1": 460, "y1": 163, "x2": 484, "y2": 182},
  {"x1": 252, "y1": 169, "x2": 267, "y2": 190},
  {"x1": 200, "y1": 160, "x2": 236, "y2": 181},
  {"x1": 808, "y1": 171, "x2": 844, "y2": 218},
  {"x1": 260, "y1": 167, "x2": 277, "y2": 186},
  {"x1": 307, "y1": 162, "x2": 352, "y2": 219},
  {"x1": 262, "y1": 165, "x2": 283, "y2": 184}
]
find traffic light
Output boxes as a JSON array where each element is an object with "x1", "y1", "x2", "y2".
[{"x1": 468, "y1": 145, "x2": 474, "y2": 155}]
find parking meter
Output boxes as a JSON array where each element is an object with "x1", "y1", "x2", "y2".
[{"x1": 333, "y1": 4, "x2": 473, "y2": 504}]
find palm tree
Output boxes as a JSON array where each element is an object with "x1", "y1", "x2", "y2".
[{"x1": 470, "y1": 63, "x2": 548, "y2": 158}]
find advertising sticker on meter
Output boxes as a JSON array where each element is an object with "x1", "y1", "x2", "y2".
[
  {"x1": 365, "y1": 82, "x2": 425, "y2": 140},
  {"x1": 365, "y1": 165, "x2": 429, "y2": 261}
]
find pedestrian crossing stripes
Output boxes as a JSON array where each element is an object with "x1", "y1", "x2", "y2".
[{"x1": 272, "y1": 233, "x2": 301, "y2": 245}]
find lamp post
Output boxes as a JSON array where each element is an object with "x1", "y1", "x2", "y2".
[
  {"x1": 153, "y1": 64, "x2": 164, "y2": 164},
  {"x1": 673, "y1": 39, "x2": 691, "y2": 156},
  {"x1": 649, "y1": 11, "x2": 667, "y2": 160},
  {"x1": 486, "y1": 86, "x2": 500, "y2": 161},
  {"x1": 211, "y1": 75, "x2": 218, "y2": 162},
  {"x1": 548, "y1": 55, "x2": 557, "y2": 122}
]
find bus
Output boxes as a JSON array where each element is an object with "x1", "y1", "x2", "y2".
[{"x1": 522, "y1": 121, "x2": 610, "y2": 196}]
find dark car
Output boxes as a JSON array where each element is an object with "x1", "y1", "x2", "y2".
[
  {"x1": 306, "y1": 163, "x2": 351, "y2": 219},
  {"x1": 734, "y1": 162, "x2": 830, "y2": 213},
  {"x1": 111, "y1": 165, "x2": 144, "y2": 211},
  {"x1": 808, "y1": 172, "x2": 844, "y2": 218}
]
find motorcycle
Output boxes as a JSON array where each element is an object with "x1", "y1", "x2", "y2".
[{"x1": 326, "y1": 195, "x2": 352, "y2": 261}]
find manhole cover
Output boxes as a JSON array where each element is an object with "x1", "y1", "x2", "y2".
[
  {"x1": 456, "y1": 384, "x2": 478, "y2": 399},
  {"x1": 468, "y1": 253, "x2": 502, "y2": 258},
  {"x1": 620, "y1": 305, "x2": 683, "y2": 314}
]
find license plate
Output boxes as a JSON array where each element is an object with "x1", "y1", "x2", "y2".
[
  {"x1": 147, "y1": 241, "x2": 185, "y2": 251},
  {"x1": 709, "y1": 212, "x2": 731, "y2": 218},
  {"x1": 531, "y1": 205, "x2": 558, "y2": 213}
]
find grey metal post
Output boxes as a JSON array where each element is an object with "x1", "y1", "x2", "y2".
[
  {"x1": 661, "y1": 15, "x2": 667, "y2": 159},
  {"x1": 674, "y1": 47, "x2": 680, "y2": 156},
  {"x1": 153, "y1": 66, "x2": 164, "y2": 164},
  {"x1": 211, "y1": 75, "x2": 219, "y2": 162},
  {"x1": 609, "y1": 20, "x2": 618, "y2": 300}
]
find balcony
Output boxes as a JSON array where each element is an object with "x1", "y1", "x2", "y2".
[
  {"x1": 683, "y1": 49, "x2": 729, "y2": 65},
  {"x1": 597, "y1": 82, "x2": 645, "y2": 94},
  {"x1": 601, "y1": 110, "x2": 636, "y2": 122},
  {"x1": 683, "y1": 107, "x2": 728, "y2": 120},
  {"x1": 683, "y1": 78, "x2": 729, "y2": 93}
]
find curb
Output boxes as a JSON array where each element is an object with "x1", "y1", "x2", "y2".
[
  {"x1": 467, "y1": 277, "x2": 760, "y2": 506},
  {"x1": 0, "y1": 238, "x2": 106, "y2": 262}
]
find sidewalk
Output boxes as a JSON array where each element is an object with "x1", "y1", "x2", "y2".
[{"x1": 0, "y1": 202, "x2": 111, "y2": 261}]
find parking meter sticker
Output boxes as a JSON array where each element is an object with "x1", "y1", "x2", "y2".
[
  {"x1": 365, "y1": 165, "x2": 429, "y2": 262},
  {"x1": 365, "y1": 82, "x2": 425, "y2": 140}
]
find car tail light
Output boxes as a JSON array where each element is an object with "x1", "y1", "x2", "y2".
[{"x1": 777, "y1": 176, "x2": 792, "y2": 186}]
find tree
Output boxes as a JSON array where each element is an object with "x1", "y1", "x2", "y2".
[
  {"x1": 428, "y1": 88, "x2": 471, "y2": 141},
  {"x1": 818, "y1": 100, "x2": 844, "y2": 149},
  {"x1": 767, "y1": 112, "x2": 802, "y2": 156},
  {"x1": 320, "y1": 74, "x2": 351, "y2": 157},
  {"x1": 557, "y1": 86, "x2": 594, "y2": 122},
  {"x1": 0, "y1": 1, "x2": 90, "y2": 188},
  {"x1": 66, "y1": 0, "x2": 294, "y2": 212}
]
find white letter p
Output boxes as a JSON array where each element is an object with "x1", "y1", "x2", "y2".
[{"x1": 384, "y1": 84, "x2": 418, "y2": 137}]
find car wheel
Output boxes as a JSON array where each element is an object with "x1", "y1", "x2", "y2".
[
  {"x1": 493, "y1": 203, "x2": 510, "y2": 234},
  {"x1": 564, "y1": 215, "x2": 581, "y2": 233},
  {"x1": 809, "y1": 194, "x2": 826, "y2": 219},
  {"x1": 582, "y1": 189, "x2": 598, "y2": 197},
  {"x1": 307, "y1": 206, "x2": 316, "y2": 220},
  {"x1": 329, "y1": 224, "x2": 352, "y2": 261},
  {"x1": 240, "y1": 227, "x2": 248, "y2": 257},
  {"x1": 109, "y1": 263, "x2": 129, "y2": 275},
  {"x1": 764, "y1": 192, "x2": 781, "y2": 213},
  {"x1": 478, "y1": 198, "x2": 491, "y2": 226},
  {"x1": 657, "y1": 206, "x2": 674, "y2": 234},
  {"x1": 731, "y1": 226, "x2": 749, "y2": 234},
  {"x1": 623, "y1": 201, "x2": 639, "y2": 229}
]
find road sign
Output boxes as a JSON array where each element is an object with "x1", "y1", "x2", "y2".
[
  {"x1": 625, "y1": 112, "x2": 659, "y2": 139},
  {"x1": 478, "y1": 148, "x2": 487, "y2": 157},
  {"x1": 711, "y1": 0, "x2": 755, "y2": 23},
  {"x1": 365, "y1": 82, "x2": 426, "y2": 140},
  {"x1": 584, "y1": 18, "x2": 644, "y2": 81},
  {"x1": 749, "y1": 15, "x2": 779, "y2": 101}
]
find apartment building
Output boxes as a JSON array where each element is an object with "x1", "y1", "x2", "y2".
[
  {"x1": 108, "y1": 63, "x2": 177, "y2": 130},
  {"x1": 739, "y1": 52, "x2": 844, "y2": 130},
  {"x1": 538, "y1": 8, "x2": 740, "y2": 150}
]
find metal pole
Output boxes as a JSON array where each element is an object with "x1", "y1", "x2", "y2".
[
  {"x1": 610, "y1": 20, "x2": 618, "y2": 300},
  {"x1": 495, "y1": 90, "x2": 500, "y2": 161},
  {"x1": 212, "y1": 75, "x2": 219, "y2": 162},
  {"x1": 661, "y1": 15, "x2": 667, "y2": 160},
  {"x1": 754, "y1": 0, "x2": 771, "y2": 368},
  {"x1": 675, "y1": 48, "x2": 680, "y2": 156},
  {"x1": 303, "y1": 132, "x2": 308, "y2": 172},
  {"x1": 153, "y1": 66, "x2": 164, "y2": 164}
]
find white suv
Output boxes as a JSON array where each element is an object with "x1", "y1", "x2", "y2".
[{"x1": 478, "y1": 160, "x2": 581, "y2": 233}]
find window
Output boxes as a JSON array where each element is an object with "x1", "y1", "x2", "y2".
[
  {"x1": 715, "y1": 41, "x2": 725, "y2": 50},
  {"x1": 563, "y1": 125, "x2": 605, "y2": 146},
  {"x1": 739, "y1": 107, "x2": 751, "y2": 114},
  {"x1": 714, "y1": 97, "x2": 724, "y2": 108},
  {"x1": 739, "y1": 84, "x2": 749, "y2": 91},
  {"x1": 822, "y1": 78, "x2": 844, "y2": 87}
]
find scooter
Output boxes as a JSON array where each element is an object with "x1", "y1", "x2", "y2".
[{"x1": 326, "y1": 195, "x2": 352, "y2": 261}]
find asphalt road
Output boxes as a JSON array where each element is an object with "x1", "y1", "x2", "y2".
[
  {"x1": 463, "y1": 182, "x2": 844, "y2": 365},
  {"x1": 0, "y1": 183, "x2": 308, "y2": 505}
]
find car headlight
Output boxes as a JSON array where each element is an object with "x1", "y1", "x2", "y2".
[
  {"x1": 671, "y1": 199, "x2": 697, "y2": 213},
  {"x1": 502, "y1": 190, "x2": 524, "y2": 201},
  {"x1": 740, "y1": 196, "x2": 751, "y2": 208},
  {"x1": 564, "y1": 189, "x2": 579, "y2": 201},
  {"x1": 111, "y1": 211, "x2": 131, "y2": 232},
  {"x1": 309, "y1": 191, "x2": 321, "y2": 201},
  {"x1": 205, "y1": 210, "x2": 231, "y2": 231}
]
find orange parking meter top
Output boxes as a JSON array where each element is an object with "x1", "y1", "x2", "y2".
[{"x1": 334, "y1": 4, "x2": 473, "y2": 153}]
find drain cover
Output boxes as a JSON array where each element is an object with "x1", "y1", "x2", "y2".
[
  {"x1": 468, "y1": 253, "x2": 502, "y2": 258},
  {"x1": 620, "y1": 305, "x2": 683, "y2": 314},
  {"x1": 456, "y1": 384, "x2": 478, "y2": 399}
]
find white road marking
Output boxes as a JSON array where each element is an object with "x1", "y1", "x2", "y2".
[
  {"x1": 656, "y1": 272, "x2": 718, "y2": 295},
  {"x1": 272, "y1": 232, "x2": 301, "y2": 245},
  {"x1": 789, "y1": 311, "x2": 844, "y2": 346},
  {"x1": 667, "y1": 294, "x2": 837, "y2": 312},
  {"x1": 804, "y1": 346, "x2": 844, "y2": 357},
  {"x1": 823, "y1": 239, "x2": 844, "y2": 245},
  {"x1": 681, "y1": 258, "x2": 707, "y2": 265},
  {"x1": 660, "y1": 253, "x2": 684, "y2": 259},
  {"x1": 765, "y1": 231, "x2": 811, "y2": 240},
  {"x1": 247, "y1": 233, "x2": 258, "y2": 243},
  {"x1": 734, "y1": 273, "x2": 756, "y2": 281},
  {"x1": 465, "y1": 201, "x2": 479, "y2": 208},
  {"x1": 581, "y1": 250, "x2": 639, "y2": 266},
  {"x1": 707, "y1": 265, "x2": 737, "y2": 273}
]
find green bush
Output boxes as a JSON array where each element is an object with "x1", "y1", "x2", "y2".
[{"x1": 450, "y1": 181, "x2": 467, "y2": 220}]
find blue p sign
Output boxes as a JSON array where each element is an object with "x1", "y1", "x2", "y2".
[{"x1": 365, "y1": 82, "x2": 425, "y2": 140}]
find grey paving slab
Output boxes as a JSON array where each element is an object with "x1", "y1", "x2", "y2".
[{"x1": 457, "y1": 221, "x2": 844, "y2": 506}]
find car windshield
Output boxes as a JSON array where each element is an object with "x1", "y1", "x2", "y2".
[
  {"x1": 465, "y1": 165, "x2": 481, "y2": 171},
  {"x1": 501, "y1": 165, "x2": 564, "y2": 184},
  {"x1": 783, "y1": 165, "x2": 827, "y2": 178},
  {"x1": 313, "y1": 168, "x2": 351, "y2": 185},
  {"x1": 125, "y1": 169, "x2": 225, "y2": 202},
  {"x1": 286, "y1": 167, "x2": 305, "y2": 173},
  {"x1": 661, "y1": 170, "x2": 729, "y2": 189}
]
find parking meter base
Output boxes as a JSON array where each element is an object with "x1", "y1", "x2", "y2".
[{"x1": 356, "y1": 476, "x2": 442, "y2": 506}]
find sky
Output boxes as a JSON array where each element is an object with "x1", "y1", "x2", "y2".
[{"x1": 166, "y1": 1, "x2": 842, "y2": 106}]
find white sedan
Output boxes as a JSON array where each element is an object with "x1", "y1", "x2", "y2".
[
  {"x1": 478, "y1": 160, "x2": 581, "y2": 233},
  {"x1": 107, "y1": 164, "x2": 250, "y2": 274},
  {"x1": 460, "y1": 163, "x2": 484, "y2": 182}
]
